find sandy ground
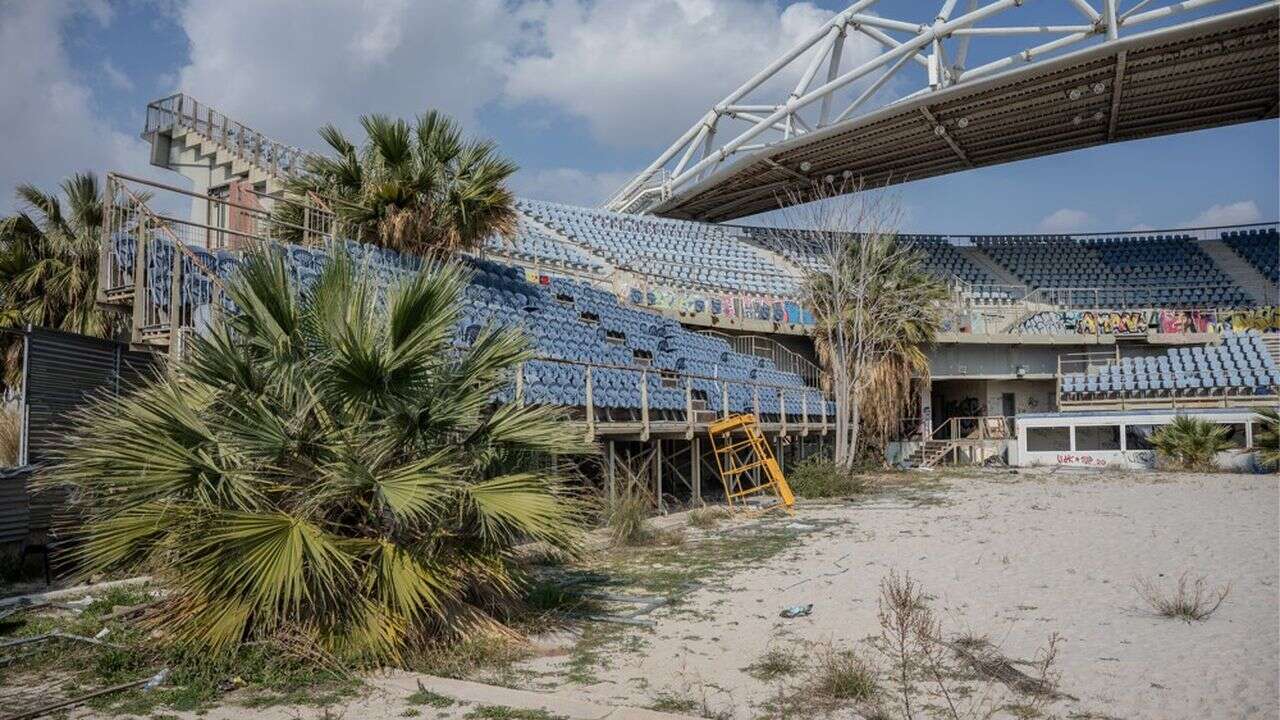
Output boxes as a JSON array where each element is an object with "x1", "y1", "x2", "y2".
[
  {"x1": 10, "y1": 469, "x2": 1277, "y2": 720},
  {"x1": 515, "y1": 469, "x2": 1280, "y2": 720}
]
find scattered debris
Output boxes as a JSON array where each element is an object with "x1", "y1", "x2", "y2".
[
  {"x1": 779, "y1": 604, "x2": 814, "y2": 619},
  {"x1": 143, "y1": 667, "x2": 171, "y2": 691}
]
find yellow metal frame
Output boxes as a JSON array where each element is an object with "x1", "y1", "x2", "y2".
[{"x1": 707, "y1": 414, "x2": 795, "y2": 515}]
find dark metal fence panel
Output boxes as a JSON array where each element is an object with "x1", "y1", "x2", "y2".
[{"x1": 0, "y1": 466, "x2": 32, "y2": 546}]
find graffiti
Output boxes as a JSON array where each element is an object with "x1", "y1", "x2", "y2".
[
  {"x1": 1157, "y1": 307, "x2": 1280, "y2": 334},
  {"x1": 1055, "y1": 453, "x2": 1108, "y2": 466},
  {"x1": 1123, "y1": 450, "x2": 1156, "y2": 467},
  {"x1": 623, "y1": 284, "x2": 814, "y2": 326},
  {"x1": 1076, "y1": 310, "x2": 1152, "y2": 336}
]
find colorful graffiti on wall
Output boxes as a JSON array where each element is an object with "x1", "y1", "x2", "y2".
[{"x1": 1014, "y1": 307, "x2": 1280, "y2": 336}]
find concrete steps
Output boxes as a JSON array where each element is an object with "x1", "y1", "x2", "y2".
[
  {"x1": 957, "y1": 246, "x2": 1025, "y2": 288},
  {"x1": 1201, "y1": 239, "x2": 1278, "y2": 305}
]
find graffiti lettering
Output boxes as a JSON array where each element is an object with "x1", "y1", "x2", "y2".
[{"x1": 1055, "y1": 454, "x2": 1108, "y2": 466}]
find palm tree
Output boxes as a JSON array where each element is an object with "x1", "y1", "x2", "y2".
[
  {"x1": 1252, "y1": 407, "x2": 1279, "y2": 470},
  {"x1": 805, "y1": 233, "x2": 949, "y2": 462},
  {"x1": 39, "y1": 249, "x2": 591, "y2": 662},
  {"x1": 0, "y1": 173, "x2": 120, "y2": 391},
  {"x1": 1149, "y1": 416, "x2": 1233, "y2": 470},
  {"x1": 276, "y1": 112, "x2": 518, "y2": 258}
]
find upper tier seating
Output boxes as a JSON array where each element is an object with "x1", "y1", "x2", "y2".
[
  {"x1": 1222, "y1": 228, "x2": 1279, "y2": 285},
  {"x1": 486, "y1": 215, "x2": 605, "y2": 274},
  {"x1": 120, "y1": 232, "x2": 830, "y2": 420},
  {"x1": 975, "y1": 235, "x2": 1249, "y2": 308},
  {"x1": 740, "y1": 228, "x2": 1013, "y2": 302},
  {"x1": 1061, "y1": 332, "x2": 1280, "y2": 401},
  {"x1": 517, "y1": 199, "x2": 798, "y2": 297}
]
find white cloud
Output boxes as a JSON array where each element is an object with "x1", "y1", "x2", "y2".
[
  {"x1": 1187, "y1": 200, "x2": 1260, "y2": 227},
  {"x1": 0, "y1": 2, "x2": 153, "y2": 214},
  {"x1": 102, "y1": 60, "x2": 134, "y2": 91},
  {"x1": 511, "y1": 167, "x2": 636, "y2": 207},
  {"x1": 174, "y1": 0, "x2": 519, "y2": 150},
  {"x1": 504, "y1": 0, "x2": 880, "y2": 150},
  {"x1": 1037, "y1": 208, "x2": 1091, "y2": 233}
]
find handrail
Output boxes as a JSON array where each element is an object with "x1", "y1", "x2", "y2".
[
  {"x1": 927, "y1": 415, "x2": 1017, "y2": 441},
  {"x1": 144, "y1": 93, "x2": 318, "y2": 178}
]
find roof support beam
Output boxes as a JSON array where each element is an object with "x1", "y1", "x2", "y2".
[
  {"x1": 919, "y1": 107, "x2": 973, "y2": 166},
  {"x1": 1106, "y1": 51, "x2": 1128, "y2": 140}
]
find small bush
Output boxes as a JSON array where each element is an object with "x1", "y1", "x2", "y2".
[
  {"x1": 787, "y1": 457, "x2": 873, "y2": 499},
  {"x1": 1135, "y1": 572, "x2": 1231, "y2": 622},
  {"x1": 1253, "y1": 408, "x2": 1279, "y2": 471},
  {"x1": 809, "y1": 646, "x2": 878, "y2": 702},
  {"x1": 743, "y1": 645, "x2": 800, "y2": 681},
  {"x1": 1149, "y1": 416, "x2": 1232, "y2": 470},
  {"x1": 687, "y1": 506, "x2": 729, "y2": 530}
]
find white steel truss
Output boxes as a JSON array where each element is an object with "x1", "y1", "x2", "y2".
[{"x1": 607, "y1": 0, "x2": 1280, "y2": 217}]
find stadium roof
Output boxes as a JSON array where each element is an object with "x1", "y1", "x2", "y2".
[{"x1": 608, "y1": 2, "x2": 1279, "y2": 223}]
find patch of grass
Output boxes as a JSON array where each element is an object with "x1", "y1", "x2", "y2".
[
  {"x1": 686, "y1": 506, "x2": 729, "y2": 530},
  {"x1": 463, "y1": 705, "x2": 568, "y2": 720},
  {"x1": 808, "y1": 646, "x2": 878, "y2": 703},
  {"x1": 1135, "y1": 572, "x2": 1231, "y2": 622},
  {"x1": 787, "y1": 457, "x2": 874, "y2": 499},
  {"x1": 409, "y1": 633, "x2": 532, "y2": 680},
  {"x1": 648, "y1": 692, "x2": 699, "y2": 713},
  {"x1": 406, "y1": 681, "x2": 455, "y2": 708},
  {"x1": 743, "y1": 646, "x2": 800, "y2": 681}
]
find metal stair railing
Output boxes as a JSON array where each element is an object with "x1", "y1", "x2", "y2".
[{"x1": 144, "y1": 93, "x2": 318, "y2": 179}]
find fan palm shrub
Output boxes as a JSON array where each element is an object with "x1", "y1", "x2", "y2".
[
  {"x1": 0, "y1": 173, "x2": 122, "y2": 392},
  {"x1": 1149, "y1": 416, "x2": 1233, "y2": 470},
  {"x1": 276, "y1": 112, "x2": 518, "y2": 257},
  {"x1": 38, "y1": 249, "x2": 591, "y2": 662},
  {"x1": 1252, "y1": 407, "x2": 1279, "y2": 470}
]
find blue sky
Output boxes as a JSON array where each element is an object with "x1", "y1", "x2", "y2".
[{"x1": 1, "y1": 0, "x2": 1275, "y2": 234}]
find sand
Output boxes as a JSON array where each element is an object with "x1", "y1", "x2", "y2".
[{"x1": 516, "y1": 469, "x2": 1280, "y2": 719}]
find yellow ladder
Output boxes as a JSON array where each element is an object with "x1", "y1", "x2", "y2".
[{"x1": 707, "y1": 414, "x2": 795, "y2": 514}]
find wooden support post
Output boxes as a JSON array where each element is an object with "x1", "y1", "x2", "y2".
[
  {"x1": 753, "y1": 385, "x2": 760, "y2": 419},
  {"x1": 585, "y1": 366, "x2": 596, "y2": 441},
  {"x1": 801, "y1": 393, "x2": 809, "y2": 436},
  {"x1": 721, "y1": 381, "x2": 729, "y2": 419},
  {"x1": 515, "y1": 363, "x2": 525, "y2": 405},
  {"x1": 692, "y1": 437, "x2": 702, "y2": 505},
  {"x1": 607, "y1": 441, "x2": 616, "y2": 504},
  {"x1": 685, "y1": 376, "x2": 694, "y2": 439},
  {"x1": 167, "y1": 238, "x2": 183, "y2": 360},
  {"x1": 780, "y1": 389, "x2": 787, "y2": 437},
  {"x1": 655, "y1": 440, "x2": 664, "y2": 513},
  {"x1": 776, "y1": 436, "x2": 785, "y2": 473},
  {"x1": 639, "y1": 369, "x2": 650, "y2": 441}
]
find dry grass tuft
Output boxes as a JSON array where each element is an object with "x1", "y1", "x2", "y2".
[
  {"x1": 808, "y1": 645, "x2": 879, "y2": 703},
  {"x1": 1135, "y1": 571, "x2": 1231, "y2": 622},
  {"x1": 743, "y1": 645, "x2": 801, "y2": 682},
  {"x1": 0, "y1": 404, "x2": 19, "y2": 466},
  {"x1": 687, "y1": 506, "x2": 730, "y2": 530}
]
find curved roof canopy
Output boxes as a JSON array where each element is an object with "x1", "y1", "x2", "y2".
[{"x1": 607, "y1": 1, "x2": 1279, "y2": 222}]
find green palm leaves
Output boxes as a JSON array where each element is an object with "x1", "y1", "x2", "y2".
[
  {"x1": 40, "y1": 250, "x2": 591, "y2": 661},
  {"x1": 280, "y1": 111, "x2": 518, "y2": 257},
  {"x1": 1149, "y1": 416, "x2": 1234, "y2": 470},
  {"x1": 1251, "y1": 408, "x2": 1279, "y2": 470},
  {"x1": 0, "y1": 172, "x2": 119, "y2": 391}
]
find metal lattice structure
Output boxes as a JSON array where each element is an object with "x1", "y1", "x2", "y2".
[{"x1": 607, "y1": 0, "x2": 1279, "y2": 221}]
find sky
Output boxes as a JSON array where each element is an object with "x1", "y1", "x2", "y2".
[{"x1": 0, "y1": 0, "x2": 1276, "y2": 235}]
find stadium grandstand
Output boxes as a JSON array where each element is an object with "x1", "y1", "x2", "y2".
[{"x1": 4, "y1": 0, "x2": 1271, "y2": 491}]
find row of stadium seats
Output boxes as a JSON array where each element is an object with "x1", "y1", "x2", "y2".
[
  {"x1": 1061, "y1": 332, "x2": 1280, "y2": 400},
  {"x1": 486, "y1": 215, "x2": 605, "y2": 274},
  {"x1": 974, "y1": 234, "x2": 1250, "y2": 308},
  {"x1": 517, "y1": 199, "x2": 800, "y2": 296},
  {"x1": 112, "y1": 231, "x2": 832, "y2": 420},
  {"x1": 1223, "y1": 228, "x2": 1279, "y2": 284}
]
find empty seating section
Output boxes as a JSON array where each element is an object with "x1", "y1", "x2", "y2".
[
  {"x1": 976, "y1": 235, "x2": 1249, "y2": 308},
  {"x1": 486, "y1": 216, "x2": 605, "y2": 274},
  {"x1": 517, "y1": 199, "x2": 798, "y2": 296},
  {"x1": 1061, "y1": 332, "x2": 1280, "y2": 402},
  {"x1": 1223, "y1": 228, "x2": 1279, "y2": 284},
  {"x1": 108, "y1": 231, "x2": 829, "y2": 420},
  {"x1": 740, "y1": 227, "x2": 1008, "y2": 299}
]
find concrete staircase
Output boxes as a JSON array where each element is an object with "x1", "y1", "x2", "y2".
[
  {"x1": 1200, "y1": 239, "x2": 1278, "y2": 305},
  {"x1": 958, "y1": 246, "x2": 1025, "y2": 288},
  {"x1": 1262, "y1": 333, "x2": 1280, "y2": 367}
]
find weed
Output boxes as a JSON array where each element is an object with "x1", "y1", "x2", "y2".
[
  {"x1": 686, "y1": 506, "x2": 729, "y2": 530},
  {"x1": 407, "y1": 681, "x2": 455, "y2": 708},
  {"x1": 743, "y1": 646, "x2": 800, "y2": 681},
  {"x1": 463, "y1": 705, "x2": 568, "y2": 720},
  {"x1": 787, "y1": 457, "x2": 874, "y2": 498},
  {"x1": 809, "y1": 646, "x2": 878, "y2": 702},
  {"x1": 1135, "y1": 572, "x2": 1231, "y2": 622}
]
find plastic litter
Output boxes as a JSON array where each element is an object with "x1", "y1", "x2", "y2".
[
  {"x1": 785, "y1": 522, "x2": 816, "y2": 531},
  {"x1": 779, "y1": 603, "x2": 813, "y2": 618},
  {"x1": 93, "y1": 628, "x2": 111, "y2": 640},
  {"x1": 143, "y1": 668, "x2": 170, "y2": 692}
]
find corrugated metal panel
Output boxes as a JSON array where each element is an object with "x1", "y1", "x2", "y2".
[
  {"x1": 0, "y1": 466, "x2": 32, "y2": 546},
  {"x1": 16, "y1": 328, "x2": 159, "y2": 537}
]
